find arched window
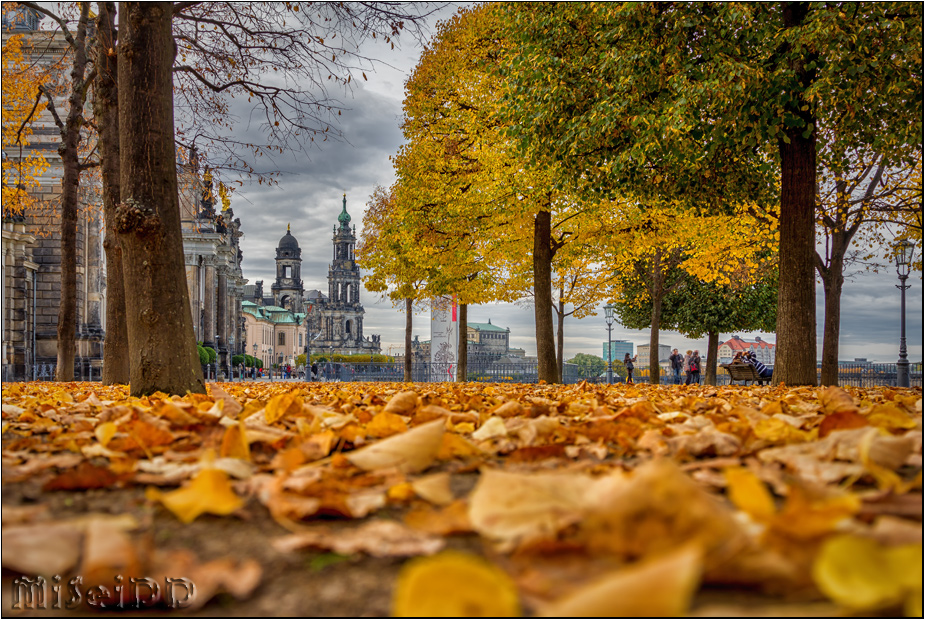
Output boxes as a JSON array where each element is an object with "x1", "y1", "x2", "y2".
[
  {"x1": 283, "y1": 265, "x2": 291, "y2": 278},
  {"x1": 345, "y1": 320, "x2": 352, "y2": 335},
  {"x1": 278, "y1": 332, "x2": 285, "y2": 346},
  {"x1": 344, "y1": 283, "x2": 351, "y2": 302}
]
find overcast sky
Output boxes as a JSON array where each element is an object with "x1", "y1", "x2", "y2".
[{"x1": 224, "y1": 3, "x2": 923, "y2": 364}]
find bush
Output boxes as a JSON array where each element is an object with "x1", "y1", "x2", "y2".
[
  {"x1": 309, "y1": 353, "x2": 394, "y2": 364},
  {"x1": 203, "y1": 346, "x2": 217, "y2": 363},
  {"x1": 296, "y1": 353, "x2": 307, "y2": 367},
  {"x1": 232, "y1": 355, "x2": 244, "y2": 367},
  {"x1": 197, "y1": 344, "x2": 209, "y2": 366}
]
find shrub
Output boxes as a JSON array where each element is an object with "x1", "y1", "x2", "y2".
[
  {"x1": 197, "y1": 344, "x2": 209, "y2": 366},
  {"x1": 232, "y1": 355, "x2": 244, "y2": 367},
  {"x1": 203, "y1": 347, "x2": 217, "y2": 363}
]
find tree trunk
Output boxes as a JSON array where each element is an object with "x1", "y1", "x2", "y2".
[
  {"x1": 54, "y1": 3, "x2": 92, "y2": 382},
  {"x1": 774, "y1": 1, "x2": 818, "y2": 386},
  {"x1": 456, "y1": 302, "x2": 467, "y2": 381},
  {"x1": 705, "y1": 330, "x2": 719, "y2": 385},
  {"x1": 116, "y1": 2, "x2": 204, "y2": 396},
  {"x1": 404, "y1": 297, "x2": 413, "y2": 382},
  {"x1": 648, "y1": 293, "x2": 662, "y2": 384},
  {"x1": 818, "y1": 255, "x2": 845, "y2": 386},
  {"x1": 534, "y1": 209, "x2": 559, "y2": 383},
  {"x1": 556, "y1": 292, "x2": 565, "y2": 379},
  {"x1": 95, "y1": 2, "x2": 130, "y2": 385}
]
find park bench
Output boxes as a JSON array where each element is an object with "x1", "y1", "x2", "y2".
[{"x1": 722, "y1": 362, "x2": 773, "y2": 385}]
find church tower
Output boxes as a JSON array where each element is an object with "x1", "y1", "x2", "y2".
[
  {"x1": 325, "y1": 195, "x2": 364, "y2": 341},
  {"x1": 271, "y1": 224, "x2": 304, "y2": 312}
]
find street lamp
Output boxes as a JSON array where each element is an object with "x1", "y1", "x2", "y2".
[
  {"x1": 269, "y1": 346, "x2": 274, "y2": 382},
  {"x1": 304, "y1": 301, "x2": 313, "y2": 382},
  {"x1": 895, "y1": 239, "x2": 914, "y2": 388},
  {"x1": 253, "y1": 342, "x2": 257, "y2": 380},
  {"x1": 604, "y1": 303, "x2": 615, "y2": 384}
]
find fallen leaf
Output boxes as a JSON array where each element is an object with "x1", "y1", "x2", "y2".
[
  {"x1": 392, "y1": 550, "x2": 520, "y2": 617},
  {"x1": 539, "y1": 544, "x2": 703, "y2": 617},
  {"x1": 1, "y1": 522, "x2": 82, "y2": 575},
  {"x1": 384, "y1": 390, "x2": 418, "y2": 415},
  {"x1": 273, "y1": 519, "x2": 444, "y2": 557},
  {"x1": 346, "y1": 418, "x2": 444, "y2": 473},
  {"x1": 146, "y1": 467, "x2": 244, "y2": 523}
]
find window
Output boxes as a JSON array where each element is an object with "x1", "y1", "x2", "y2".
[
  {"x1": 278, "y1": 332, "x2": 285, "y2": 346},
  {"x1": 299, "y1": 333, "x2": 303, "y2": 347},
  {"x1": 283, "y1": 265, "x2": 291, "y2": 278}
]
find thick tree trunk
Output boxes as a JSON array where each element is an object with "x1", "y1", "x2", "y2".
[
  {"x1": 116, "y1": 2, "x2": 204, "y2": 396},
  {"x1": 705, "y1": 330, "x2": 719, "y2": 386},
  {"x1": 456, "y1": 302, "x2": 467, "y2": 381},
  {"x1": 54, "y1": 4, "x2": 91, "y2": 382},
  {"x1": 819, "y1": 257, "x2": 845, "y2": 386},
  {"x1": 95, "y1": 2, "x2": 130, "y2": 385},
  {"x1": 775, "y1": 1, "x2": 818, "y2": 386},
  {"x1": 534, "y1": 209, "x2": 559, "y2": 383},
  {"x1": 404, "y1": 297, "x2": 413, "y2": 382}
]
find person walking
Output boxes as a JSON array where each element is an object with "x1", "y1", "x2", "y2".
[
  {"x1": 624, "y1": 352, "x2": 637, "y2": 384},
  {"x1": 683, "y1": 350, "x2": 693, "y2": 385},
  {"x1": 690, "y1": 349, "x2": 702, "y2": 385},
  {"x1": 669, "y1": 348, "x2": 684, "y2": 385}
]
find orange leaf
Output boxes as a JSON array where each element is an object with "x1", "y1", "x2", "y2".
[
  {"x1": 146, "y1": 468, "x2": 244, "y2": 523},
  {"x1": 818, "y1": 410, "x2": 869, "y2": 439},
  {"x1": 724, "y1": 467, "x2": 776, "y2": 520},
  {"x1": 265, "y1": 390, "x2": 302, "y2": 424},
  {"x1": 220, "y1": 421, "x2": 251, "y2": 461}
]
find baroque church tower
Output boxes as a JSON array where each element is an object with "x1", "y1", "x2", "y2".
[
  {"x1": 311, "y1": 195, "x2": 380, "y2": 356},
  {"x1": 271, "y1": 225, "x2": 304, "y2": 312}
]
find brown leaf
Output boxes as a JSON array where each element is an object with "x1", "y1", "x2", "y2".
[
  {"x1": 42, "y1": 461, "x2": 124, "y2": 491},
  {"x1": 273, "y1": 519, "x2": 444, "y2": 557},
  {"x1": 818, "y1": 410, "x2": 869, "y2": 439},
  {"x1": 383, "y1": 390, "x2": 418, "y2": 415},
  {"x1": 819, "y1": 386, "x2": 859, "y2": 416}
]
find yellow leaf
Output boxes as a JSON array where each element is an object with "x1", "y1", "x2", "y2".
[
  {"x1": 392, "y1": 550, "x2": 520, "y2": 617},
  {"x1": 753, "y1": 417, "x2": 815, "y2": 444},
  {"x1": 94, "y1": 421, "x2": 117, "y2": 447},
  {"x1": 724, "y1": 467, "x2": 776, "y2": 520},
  {"x1": 772, "y1": 486, "x2": 860, "y2": 540},
  {"x1": 265, "y1": 390, "x2": 302, "y2": 424},
  {"x1": 146, "y1": 468, "x2": 244, "y2": 523},
  {"x1": 347, "y1": 419, "x2": 444, "y2": 474},
  {"x1": 220, "y1": 420, "x2": 251, "y2": 461},
  {"x1": 812, "y1": 535, "x2": 920, "y2": 612},
  {"x1": 366, "y1": 411, "x2": 409, "y2": 438}
]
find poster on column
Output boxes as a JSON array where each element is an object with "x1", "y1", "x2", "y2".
[{"x1": 430, "y1": 295, "x2": 458, "y2": 382}]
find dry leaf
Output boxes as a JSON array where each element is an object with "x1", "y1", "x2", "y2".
[
  {"x1": 540, "y1": 544, "x2": 703, "y2": 617},
  {"x1": 273, "y1": 519, "x2": 444, "y2": 557},
  {"x1": 1, "y1": 522, "x2": 82, "y2": 575},
  {"x1": 146, "y1": 467, "x2": 244, "y2": 523},
  {"x1": 346, "y1": 418, "x2": 444, "y2": 473},
  {"x1": 411, "y1": 472, "x2": 454, "y2": 505},
  {"x1": 383, "y1": 390, "x2": 418, "y2": 415}
]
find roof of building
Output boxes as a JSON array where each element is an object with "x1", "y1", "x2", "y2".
[
  {"x1": 467, "y1": 321, "x2": 508, "y2": 333},
  {"x1": 338, "y1": 194, "x2": 351, "y2": 225},
  {"x1": 278, "y1": 226, "x2": 300, "y2": 250},
  {"x1": 721, "y1": 336, "x2": 775, "y2": 350}
]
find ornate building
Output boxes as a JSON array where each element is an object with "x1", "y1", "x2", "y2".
[{"x1": 244, "y1": 196, "x2": 380, "y2": 360}]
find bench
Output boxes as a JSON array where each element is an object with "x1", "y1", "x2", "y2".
[{"x1": 722, "y1": 362, "x2": 772, "y2": 385}]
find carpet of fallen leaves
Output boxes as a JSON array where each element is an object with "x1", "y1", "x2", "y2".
[{"x1": 1, "y1": 380, "x2": 922, "y2": 617}]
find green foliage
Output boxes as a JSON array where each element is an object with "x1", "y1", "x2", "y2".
[
  {"x1": 197, "y1": 344, "x2": 209, "y2": 366},
  {"x1": 296, "y1": 353, "x2": 307, "y2": 367},
  {"x1": 231, "y1": 355, "x2": 245, "y2": 366},
  {"x1": 566, "y1": 353, "x2": 607, "y2": 378},
  {"x1": 203, "y1": 347, "x2": 217, "y2": 363},
  {"x1": 310, "y1": 353, "x2": 393, "y2": 364}
]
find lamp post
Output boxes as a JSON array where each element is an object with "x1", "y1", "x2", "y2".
[
  {"x1": 305, "y1": 301, "x2": 313, "y2": 382},
  {"x1": 269, "y1": 346, "x2": 274, "y2": 382},
  {"x1": 253, "y1": 342, "x2": 257, "y2": 381},
  {"x1": 895, "y1": 239, "x2": 914, "y2": 388},
  {"x1": 604, "y1": 303, "x2": 615, "y2": 384}
]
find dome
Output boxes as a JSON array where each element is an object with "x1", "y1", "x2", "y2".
[
  {"x1": 338, "y1": 194, "x2": 351, "y2": 225},
  {"x1": 278, "y1": 227, "x2": 299, "y2": 250}
]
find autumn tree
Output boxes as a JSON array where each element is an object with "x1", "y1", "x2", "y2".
[
  {"x1": 501, "y1": 2, "x2": 922, "y2": 386},
  {"x1": 1, "y1": 20, "x2": 49, "y2": 218},
  {"x1": 393, "y1": 4, "x2": 606, "y2": 383},
  {"x1": 16, "y1": 1, "x2": 98, "y2": 382},
  {"x1": 815, "y1": 148, "x2": 922, "y2": 385}
]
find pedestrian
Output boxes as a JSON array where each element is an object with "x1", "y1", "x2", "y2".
[
  {"x1": 690, "y1": 349, "x2": 702, "y2": 384},
  {"x1": 669, "y1": 348, "x2": 684, "y2": 385},
  {"x1": 683, "y1": 350, "x2": 693, "y2": 385},
  {"x1": 311, "y1": 362, "x2": 318, "y2": 381},
  {"x1": 624, "y1": 352, "x2": 637, "y2": 384}
]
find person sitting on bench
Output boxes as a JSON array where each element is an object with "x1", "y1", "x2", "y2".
[{"x1": 744, "y1": 351, "x2": 773, "y2": 379}]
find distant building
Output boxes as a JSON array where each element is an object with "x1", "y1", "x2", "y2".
[
  {"x1": 410, "y1": 319, "x2": 513, "y2": 363},
  {"x1": 603, "y1": 340, "x2": 633, "y2": 363},
  {"x1": 637, "y1": 344, "x2": 672, "y2": 368},
  {"x1": 243, "y1": 197, "x2": 380, "y2": 361},
  {"x1": 718, "y1": 335, "x2": 776, "y2": 364}
]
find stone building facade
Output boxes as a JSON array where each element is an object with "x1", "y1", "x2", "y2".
[
  {"x1": 2, "y1": 9, "x2": 105, "y2": 380},
  {"x1": 180, "y1": 158, "x2": 247, "y2": 377}
]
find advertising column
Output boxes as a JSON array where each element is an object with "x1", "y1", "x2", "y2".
[{"x1": 430, "y1": 295, "x2": 458, "y2": 382}]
